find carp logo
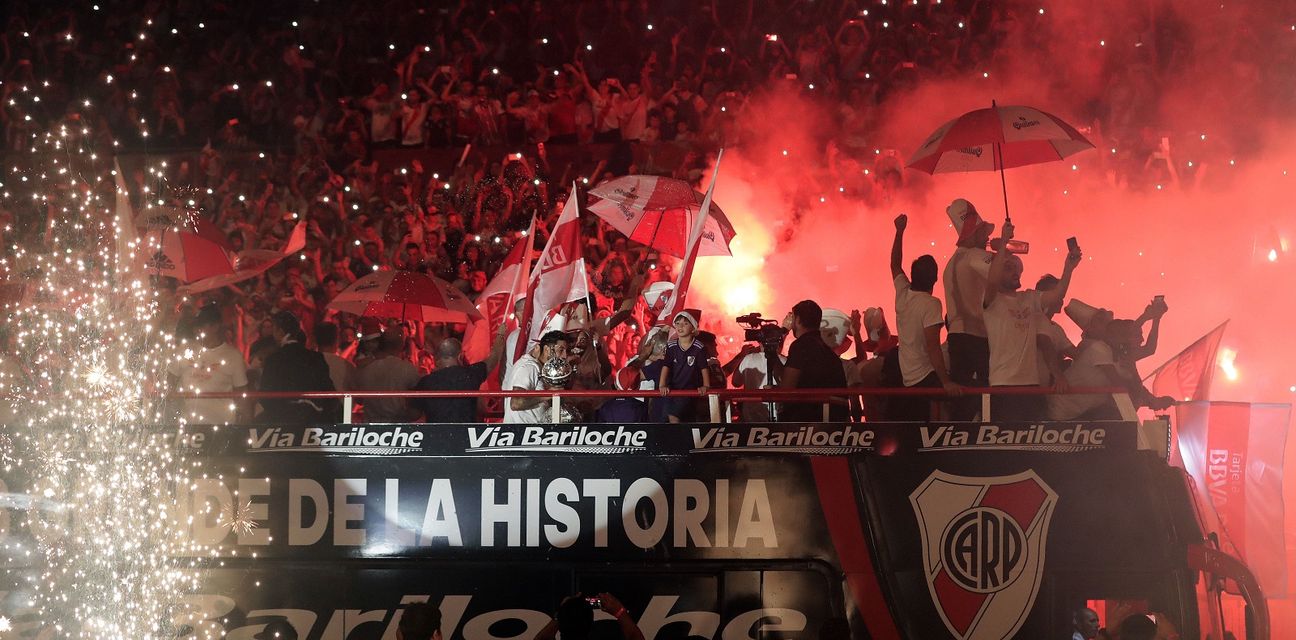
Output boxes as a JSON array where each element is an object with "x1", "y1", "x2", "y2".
[{"x1": 909, "y1": 470, "x2": 1057, "y2": 640}]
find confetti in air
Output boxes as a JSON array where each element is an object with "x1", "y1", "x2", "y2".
[{"x1": 0, "y1": 113, "x2": 213, "y2": 636}]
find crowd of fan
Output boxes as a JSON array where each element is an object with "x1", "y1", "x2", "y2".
[{"x1": 0, "y1": 0, "x2": 1243, "y2": 423}]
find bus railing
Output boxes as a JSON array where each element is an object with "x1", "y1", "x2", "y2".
[{"x1": 171, "y1": 386, "x2": 1136, "y2": 425}]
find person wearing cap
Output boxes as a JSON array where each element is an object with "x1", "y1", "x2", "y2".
[
  {"x1": 776, "y1": 300, "x2": 849, "y2": 422},
  {"x1": 658, "y1": 309, "x2": 711, "y2": 423},
  {"x1": 253, "y1": 619, "x2": 298, "y2": 640},
  {"x1": 414, "y1": 323, "x2": 509, "y2": 423},
  {"x1": 941, "y1": 198, "x2": 996, "y2": 419},
  {"x1": 983, "y1": 221, "x2": 1082, "y2": 420},
  {"x1": 1048, "y1": 317, "x2": 1175, "y2": 420},
  {"x1": 355, "y1": 326, "x2": 422, "y2": 423},
  {"x1": 258, "y1": 310, "x2": 338, "y2": 423},
  {"x1": 505, "y1": 330, "x2": 573, "y2": 424},
  {"x1": 1033, "y1": 275, "x2": 1077, "y2": 393},
  {"x1": 167, "y1": 303, "x2": 249, "y2": 424},
  {"x1": 887, "y1": 214, "x2": 960, "y2": 421}
]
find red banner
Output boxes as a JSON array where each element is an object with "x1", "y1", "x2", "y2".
[{"x1": 1176, "y1": 401, "x2": 1290, "y2": 597}]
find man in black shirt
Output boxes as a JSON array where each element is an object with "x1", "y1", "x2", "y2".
[
  {"x1": 258, "y1": 311, "x2": 338, "y2": 423},
  {"x1": 778, "y1": 300, "x2": 848, "y2": 422},
  {"x1": 414, "y1": 323, "x2": 507, "y2": 423}
]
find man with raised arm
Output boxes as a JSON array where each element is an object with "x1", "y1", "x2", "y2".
[
  {"x1": 888, "y1": 214, "x2": 960, "y2": 421},
  {"x1": 982, "y1": 221, "x2": 1082, "y2": 420}
]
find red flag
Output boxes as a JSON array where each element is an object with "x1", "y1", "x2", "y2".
[
  {"x1": 1147, "y1": 321, "x2": 1229, "y2": 402},
  {"x1": 476, "y1": 216, "x2": 535, "y2": 331},
  {"x1": 1175, "y1": 401, "x2": 1290, "y2": 596},
  {"x1": 515, "y1": 187, "x2": 588, "y2": 361},
  {"x1": 178, "y1": 222, "x2": 307, "y2": 294},
  {"x1": 656, "y1": 149, "x2": 724, "y2": 326}
]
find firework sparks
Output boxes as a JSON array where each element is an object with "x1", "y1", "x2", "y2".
[
  {"x1": 220, "y1": 499, "x2": 259, "y2": 537},
  {"x1": 0, "y1": 97, "x2": 213, "y2": 638}
]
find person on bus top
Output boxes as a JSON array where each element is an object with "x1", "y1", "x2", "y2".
[
  {"x1": 887, "y1": 213, "x2": 960, "y2": 421},
  {"x1": 773, "y1": 300, "x2": 848, "y2": 422},
  {"x1": 942, "y1": 198, "x2": 996, "y2": 419},
  {"x1": 982, "y1": 221, "x2": 1081, "y2": 420},
  {"x1": 658, "y1": 309, "x2": 710, "y2": 423}
]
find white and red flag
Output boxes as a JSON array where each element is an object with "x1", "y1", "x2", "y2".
[
  {"x1": 655, "y1": 149, "x2": 724, "y2": 326},
  {"x1": 1147, "y1": 321, "x2": 1229, "y2": 402},
  {"x1": 1175, "y1": 401, "x2": 1290, "y2": 596},
  {"x1": 515, "y1": 187, "x2": 588, "y2": 360}
]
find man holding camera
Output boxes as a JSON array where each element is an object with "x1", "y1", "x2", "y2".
[
  {"x1": 531, "y1": 593, "x2": 644, "y2": 640},
  {"x1": 983, "y1": 221, "x2": 1082, "y2": 420},
  {"x1": 775, "y1": 300, "x2": 848, "y2": 422}
]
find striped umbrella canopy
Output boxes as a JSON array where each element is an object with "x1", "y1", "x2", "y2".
[
  {"x1": 907, "y1": 103, "x2": 1094, "y2": 219},
  {"x1": 327, "y1": 270, "x2": 481, "y2": 324},
  {"x1": 587, "y1": 175, "x2": 736, "y2": 258}
]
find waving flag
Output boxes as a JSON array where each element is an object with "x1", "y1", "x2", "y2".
[
  {"x1": 1147, "y1": 321, "x2": 1229, "y2": 402},
  {"x1": 656, "y1": 149, "x2": 724, "y2": 326},
  {"x1": 515, "y1": 187, "x2": 588, "y2": 360}
]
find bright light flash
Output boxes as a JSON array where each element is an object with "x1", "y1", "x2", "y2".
[{"x1": 1218, "y1": 348, "x2": 1239, "y2": 382}]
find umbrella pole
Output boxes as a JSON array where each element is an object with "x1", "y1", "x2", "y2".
[{"x1": 996, "y1": 142, "x2": 1011, "y2": 223}]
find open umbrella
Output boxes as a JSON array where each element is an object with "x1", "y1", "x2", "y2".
[
  {"x1": 906, "y1": 102, "x2": 1093, "y2": 220},
  {"x1": 327, "y1": 270, "x2": 481, "y2": 323},
  {"x1": 587, "y1": 175, "x2": 736, "y2": 258}
]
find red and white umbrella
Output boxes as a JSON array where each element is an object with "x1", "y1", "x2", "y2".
[
  {"x1": 327, "y1": 270, "x2": 481, "y2": 323},
  {"x1": 906, "y1": 102, "x2": 1094, "y2": 219},
  {"x1": 587, "y1": 175, "x2": 736, "y2": 258}
]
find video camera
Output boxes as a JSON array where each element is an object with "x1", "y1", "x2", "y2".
[{"x1": 736, "y1": 313, "x2": 789, "y2": 351}]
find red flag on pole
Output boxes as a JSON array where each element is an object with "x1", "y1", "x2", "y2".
[
  {"x1": 1175, "y1": 401, "x2": 1290, "y2": 597},
  {"x1": 1146, "y1": 321, "x2": 1229, "y2": 402},
  {"x1": 656, "y1": 149, "x2": 724, "y2": 326},
  {"x1": 515, "y1": 187, "x2": 588, "y2": 361}
]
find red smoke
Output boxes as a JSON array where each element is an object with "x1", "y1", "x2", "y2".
[{"x1": 687, "y1": 0, "x2": 1296, "y2": 625}]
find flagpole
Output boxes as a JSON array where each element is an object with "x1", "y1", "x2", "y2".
[{"x1": 656, "y1": 149, "x2": 724, "y2": 326}]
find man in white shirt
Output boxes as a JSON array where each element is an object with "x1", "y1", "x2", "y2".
[
  {"x1": 361, "y1": 83, "x2": 401, "y2": 146},
  {"x1": 941, "y1": 199, "x2": 995, "y2": 419},
  {"x1": 983, "y1": 221, "x2": 1081, "y2": 420},
  {"x1": 888, "y1": 214, "x2": 960, "y2": 421},
  {"x1": 1049, "y1": 320, "x2": 1175, "y2": 420},
  {"x1": 1033, "y1": 274, "x2": 1076, "y2": 390},
  {"x1": 400, "y1": 90, "x2": 430, "y2": 147},
  {"x1": 504, "y1": 330, "x2": 572, "y2": 424},
  {"x1": 168, "y1": 305, "x2": 248, "y2": 424}
]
